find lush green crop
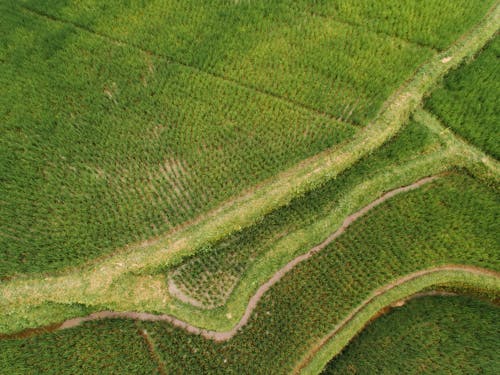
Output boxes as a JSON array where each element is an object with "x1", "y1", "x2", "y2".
[
  {"x1": 145, "y1": 173, "x2": 500, "y2": 373},
  {"x1": 1, "y1": 0, "x2": 496, "y2": 279},
  {"x1": 2, "y1": 173, "x2": 496, "y2": 374},
  {"x1": 0, "y1": 5, "x2": 357, "y2": 277},
  {"x1": 169, "y1": 119, "x2": 444, "y2": 308},
  {"x1": 301, "y1": 0, "x2": 495, "y2": 50},
  {"x1": 18, "y1": 0, "x2": 495, "y2": 122},
  {"x1": 323, "y1": 296, "x2": 499, "y2": 374},
  {"x1": 426, "y1": 36, "x2": 500, "y2": 159}
]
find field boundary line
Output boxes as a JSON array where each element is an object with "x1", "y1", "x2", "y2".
[
  {"x1": 1, "y1": 1, "x2": 498, "y2": 335},
  {"x1": 414, "y1": 108, "x2": 500, "y2": 180},
  {"x1": 294, "y1": 266, "x2": 500, "y2": 374},
  {"x1": 2, "y1": 267, "x2": 497, "y2": 344},
  {"x1": 0, "y1": 176, "x2": 449, "y2": 339}
]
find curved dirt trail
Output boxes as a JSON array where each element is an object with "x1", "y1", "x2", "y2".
[
  {"x1": 7, "y1": 176, "x2": 499, "y2": 341},
  {"x1": 168, "y1": 176, "x2": 439, "y2": 307}
]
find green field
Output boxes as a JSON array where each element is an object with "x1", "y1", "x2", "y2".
[
  {"x1": 1, "y1": 0, "x2": 497, "y2": 277},
  {"x1": 426, "y1": 37, "x2": 500, "y2": 158},
  {"x1": 323, "y1": 296, "x2": 499, "y2": 374},
  {"x1": 1, "y1": 1, "x2": 499, "y2": 373}
]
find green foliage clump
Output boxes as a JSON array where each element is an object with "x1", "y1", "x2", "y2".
[
  {"x1": 322, "y1": 296, "x2": 500, "y2": 374},
  {"x1": 426, "y1": 37, "x2": 500, "y2": 158}
]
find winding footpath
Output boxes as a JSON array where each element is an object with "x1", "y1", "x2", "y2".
[{"x1": 5, "y1": 176, "x2": 498, "y2": 343}]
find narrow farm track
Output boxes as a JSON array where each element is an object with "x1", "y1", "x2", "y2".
[
  {"x1": 6, "y1": 176, "x2": 499, "y2": 342},
  {"x1": 3, "y1": 266, "x2": 497, "y2": 344},
  {"x1": 1, "y1": 1, "x2": 499, "y2": 336}
]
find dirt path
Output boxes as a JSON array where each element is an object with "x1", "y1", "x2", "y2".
[{"x1": 6, "y1": 176, "x2": 499, "y2": 342}]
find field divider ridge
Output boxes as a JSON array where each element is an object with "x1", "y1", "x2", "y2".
[{"x1": 294, "y1": 267, "x2": 500, "y2": 374}]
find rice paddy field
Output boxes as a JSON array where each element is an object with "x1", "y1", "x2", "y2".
[{"x1": 1, "y1": 0, "x2": 499, "y2": 374}]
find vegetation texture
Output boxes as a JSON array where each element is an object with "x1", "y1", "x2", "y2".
[
  {"x1": 1, "y1": 174, "x2": 498, "y2": 374},
  {"x1": 1, "y1": 3, "x2": 498, "y2": 335},
  {"x1": 426, "y1": 36, "x2": 500, "y2": 158},
  {"x1": 322, "y1": 296, "x2": 499, "y2": 375}
]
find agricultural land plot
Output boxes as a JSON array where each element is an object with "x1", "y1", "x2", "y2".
[
  {"x1": 167, "y1": 119, "x2": 452, "y2": 311},
  {"x1": 322, "y1": 295, "x2": 499, "y2": 374},
  {"x1": 0, "y1": 1, "x2": 499, "y2": 374},
  {"x1": 6, "y1": 0, "x2": 486, "y2": 277},
  {"x1": 2, "y1": 3, "x2": 361, "y2": 277},
  {"x1": 426, "y1": 36, "x2": 500, "y2": 158},
  {"x1": 122, "y1": 173, "x2": 500, "y2": 374},
  {"x1": 15, "y1": 0, "x2": 480, "y2": 123}
]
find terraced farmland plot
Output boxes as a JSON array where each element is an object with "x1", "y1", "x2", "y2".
[
  {"x1": 136, "y1": 174, "x2": 500, "y2": 374},
  {"x1": 1, "y1": 173, "x2": 498, "y2": 374},
  {"x1": 168, "y1": 119, "x2": 446, "y2": 309},
  {"x1": 323, "y1": 296, "x2": 500, "y2": 374},
  {"x1": 426, "y1": 36, "x2": 500, "y2": 158}
]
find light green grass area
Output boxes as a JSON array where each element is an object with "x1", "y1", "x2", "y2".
[
  {"x1": 322, "y1": 296, "x2": 499, "y2": 375},
  {"x1": 148, "y1": 174, "x2": 499, "y2": 374},
  {"x1": 426, "y1": 36, "x2": 500, "y2": 159}
]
